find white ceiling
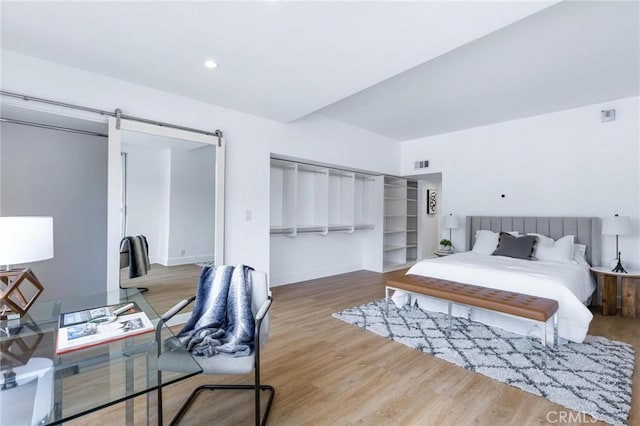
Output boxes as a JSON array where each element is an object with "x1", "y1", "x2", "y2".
[
  {"x1": 321, "y1": 0, "x2": 640, "y2": 140},
  {"x1": 1, "y1": 1, "x2": 638, "y2": 142}
]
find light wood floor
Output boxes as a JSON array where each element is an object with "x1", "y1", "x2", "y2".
[{"x1": 73, "y1": 268, "x2": 638, "y2": 425}]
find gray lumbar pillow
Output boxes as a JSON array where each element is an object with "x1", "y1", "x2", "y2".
[{"x1": 492, "y1": 232, "x2": 537, "y2": 260}]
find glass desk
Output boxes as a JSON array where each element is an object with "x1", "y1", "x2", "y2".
[{"x1": 0, "y1": 289, "x2": 201, "y2": 426}]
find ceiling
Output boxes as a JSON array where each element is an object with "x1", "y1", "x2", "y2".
[{"x1": 1, "y1": 1, "x2": 638, "y2": 142}]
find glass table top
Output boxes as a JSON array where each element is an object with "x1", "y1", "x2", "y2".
[{"x1": 0, "y1": 289, "x2": 201, "y2": 425}]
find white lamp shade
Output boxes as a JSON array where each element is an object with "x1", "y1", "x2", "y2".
[
  {"x1": 0, "y1": 217, "x2": 54, "y2": 266},
  {"x1": 443, "y1": 214, "x2": 459, "y2": 230},
  {"x1": 602, "y1": 215, "x2": 631, "y2": 236}
]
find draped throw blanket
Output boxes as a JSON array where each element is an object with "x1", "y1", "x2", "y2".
[
  {"x1": 120, "y1": 235, "x2": 151, "y2": 279},
  {"x1": 177, "y1": 264, "x2": 255, "y2": 357}
]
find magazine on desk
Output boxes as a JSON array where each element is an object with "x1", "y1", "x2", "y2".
[{"x1": 56, "y1": 302, "x2": 154, "y2": 354}]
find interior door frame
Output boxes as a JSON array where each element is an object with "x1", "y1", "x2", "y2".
[{"x1": 106, "y1": 117, "x2": 225, "y2": 292}]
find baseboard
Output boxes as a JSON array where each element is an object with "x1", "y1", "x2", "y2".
[{"x1": 161, "y1": 254, "x2": 214, "y2": 267}]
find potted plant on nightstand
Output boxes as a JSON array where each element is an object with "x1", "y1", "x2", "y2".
[{"x1": 439, "y1": 239, "x2": 453, "y2": 253}]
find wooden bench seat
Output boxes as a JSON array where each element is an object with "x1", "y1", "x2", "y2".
[{"x1": 386, "y1": 274, "x2": 559, "y2": 346}]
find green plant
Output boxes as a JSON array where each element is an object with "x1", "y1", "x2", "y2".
[{"x1": 439, "y1": 239, "x2": 452, "y2": 247}]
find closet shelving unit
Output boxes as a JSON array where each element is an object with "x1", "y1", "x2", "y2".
[
  {"x1": 406, "y1": 180, "x2": 418, "y2": 263},
  {"x1": 270, "y1": 158, "x2": 376, "y2": 236},
  {"x1": 383, "y1": 176, "x2": 418, "y2": 271}
]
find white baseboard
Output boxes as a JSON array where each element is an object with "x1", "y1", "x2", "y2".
[{"x1": 160, "y1": 254, "x2": 214, "y2": 267}]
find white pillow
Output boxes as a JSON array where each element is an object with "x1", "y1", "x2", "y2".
[
  {"x1": 573, "y1": 243, "x2": 588, "y2": 265},
  {"x1": 528, "y1": 233, "x2": 554, "y2": 246},
  {"x1": 472, "y1": 230, "x2": 518, "y2": 255},
  {"x1": 528, "y1": 233, "x2": 574, "y2": 263}
]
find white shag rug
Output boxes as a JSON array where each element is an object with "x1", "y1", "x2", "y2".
[{"x1": 332, "y1": 299, "x2": 635, "y2": 426}]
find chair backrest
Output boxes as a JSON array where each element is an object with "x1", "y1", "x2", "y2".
[
  {"x1": 249, "y1": 270, "x2": 270, "y2": 347},
  {"x1": 119, "y1": 235, "x2": 151, "y2": 278}
]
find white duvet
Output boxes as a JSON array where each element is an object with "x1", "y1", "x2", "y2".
[{"x1": 404, "y1": 252, "x2": 596, "y2": 343}]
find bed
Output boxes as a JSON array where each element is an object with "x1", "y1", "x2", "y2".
[{"x1": 403, "y1": 216, "x2": 599, "y2": 343}]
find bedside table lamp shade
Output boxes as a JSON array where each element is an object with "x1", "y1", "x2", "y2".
[
  {"x1": 602, "y1": 214, "x2": 631, "y2": 273},
  {"x1": 443, "y1": 213, "x2": 459, "y2": 242},
  {"x1": 0, "y1": 217, "x2": 54, "y2": 319}
]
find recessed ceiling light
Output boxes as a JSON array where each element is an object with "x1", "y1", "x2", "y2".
[{"x1": 204, "y1": 60, "x2": 218, "y2": 69}]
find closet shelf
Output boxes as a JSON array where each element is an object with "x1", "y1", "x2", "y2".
[
  {"x1": 298, "y1": 164, "x2": 328, "y2": 174},
  {"x1": 271, "y1": 159, "x2": 297, "y2": 170},
  {"x1": 384, "y1": 229, "x2": 406, "y2": 234},
  {"x1": 328, "y1": 170, "x2": 354, "y2": 178},
  {"x1": 270, "y1": 224, "x2": 375, "y2": 236}
]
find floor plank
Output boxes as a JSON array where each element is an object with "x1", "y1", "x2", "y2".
[{"x1": 75, "y1": 268, "x2": 638, "y2": 425}]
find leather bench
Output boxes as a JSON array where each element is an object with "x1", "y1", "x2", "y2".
[{"x1": 386, "y1": 274, "x2": 559, "y2": 346}]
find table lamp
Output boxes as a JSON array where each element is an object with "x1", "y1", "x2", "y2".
[
  {"x1": 443, "y1": 213, "x2": 459, "y2": 250},
  {"x1": 0, "y1": 217, "x2": 54, "y2": 320},
  {"x1": 602, "y1": 214, "x2": 631, "y2": 273}
]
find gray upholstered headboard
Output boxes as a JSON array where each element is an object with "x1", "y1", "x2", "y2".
[{"x1": 466, "y1": 216, "x2": 601, "y2": 266}]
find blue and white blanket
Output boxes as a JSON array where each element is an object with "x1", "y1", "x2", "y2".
[{"x1": 176, "y1": 264, "x2": 255, "y2": 357}]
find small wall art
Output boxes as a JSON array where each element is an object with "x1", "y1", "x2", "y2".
[{"x1": 427, "y1": 189, "x2": 437, "y2": 215}]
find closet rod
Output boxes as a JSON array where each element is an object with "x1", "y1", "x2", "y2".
[
  {"x1": 0, "y1": 117, "x2": 108, "y2": 138},
  {"x1": 0, "y1": 90, "x2": 223, "y2": 139}
]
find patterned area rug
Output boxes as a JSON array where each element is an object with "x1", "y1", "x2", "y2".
[{"x1": 332, "y1": 300, "x2": 635, "y2": 426}]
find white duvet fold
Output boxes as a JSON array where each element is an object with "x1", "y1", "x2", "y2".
[{"x1": 405, "y1": 252, "x2": 596, "y2": 343}]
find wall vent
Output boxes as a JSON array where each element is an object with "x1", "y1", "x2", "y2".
[
  {"x1": 414, "y1": 160, "x2": 429, "y2": 169},
  {"x1": 601, "y1": 109, "x2": 615, "y2": 122}
]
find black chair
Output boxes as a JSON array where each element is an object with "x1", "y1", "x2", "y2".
[{"x1": 119, "y1": 235, "x2": 150, "y2": 293}]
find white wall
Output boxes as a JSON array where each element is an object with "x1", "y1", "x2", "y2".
[
  {"x1": 1, "y1": 50, "x2": 400, "y2": 281},
  {"x1": 417, "y1": 177, "x2": 442, "y2": 259},
  {"x1": 401, "y1": 96, "x2": 640, "y2": 269},
  {"x1": 167, "y1": 146, "x2": 216, "y2": 265},
  {"x1": 270, "y1": 233, "x2": 367, "y2": 285},
  {"x1": 0, "y1": 122, "x2": 108, "y2": 300},
  {"x1": 122, "y1": 144, "x2": 168, "y2": 264}
]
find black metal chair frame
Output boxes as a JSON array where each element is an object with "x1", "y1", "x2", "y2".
[{"x1": 156, "y1": 293, "x2": 275, "y2": 426}]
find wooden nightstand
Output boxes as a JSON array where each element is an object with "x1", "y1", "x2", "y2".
[{"x1": 590, "y1": 266, "x2": 640, "y2": 318}]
